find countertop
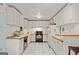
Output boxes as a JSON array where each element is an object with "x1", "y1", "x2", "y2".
[
  {"x1": 6, "y1": 31, "x2": 33, "y2": 39},
  {"x1": 51, "y1": 34, "x2": 79, "y2": 42},
  {"x1": 60, "y1": 34, "x2": 79, "y2": 36},
  {"x1": 6, "y1": 31, "x2": 48, "y2": 39},
  {"x1": 52, "y1": 34, "x2": 64, "y2": 42}
]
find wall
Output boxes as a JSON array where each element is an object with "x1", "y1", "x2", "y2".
[
  {"x1": 28, "y1": 21, "x2": 48, "y2": 29},
  {"x1": 28, "y1": 21, "x2": 48, "y2": 42}
]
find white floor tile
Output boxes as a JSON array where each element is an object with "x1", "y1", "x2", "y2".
[{"x1": 23, "y1": 42, "x2": 55, "y2": 55}]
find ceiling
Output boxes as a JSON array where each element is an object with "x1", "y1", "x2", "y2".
[{"x1": 8, "y1": 3, "x2": 65, "y2": 20}]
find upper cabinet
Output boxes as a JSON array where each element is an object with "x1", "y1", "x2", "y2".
[
  {"x1": 0, "y1": 4, "x2": 6, "y2": 51},
  {"x1": 54, "y1": 4, "x2": 79, "y2": 26},
  {"x1": 71, "y1": 4, "x2": 79, "y2": 22},
  {"x1": 54, "y1": 4, "x2": 72, "y2": 26},
  {"x1": 6, "y1": 7, "x2": 14, "y2": 25},
  {"x1": 6, "y1": 5, "x2": 24, "y2": 27},
  {"x1": 7, "y1": 7, "x2": 20, "y2": 26},
  {"x1": 0, "y1": 4, "x2": 6, "y2": 27},
  {"x1": 13, "y1": 8, "x2": 20, "y2": 26},
  {"x1": 24, "y1": 19, "x2": 29, "y2": 29}
]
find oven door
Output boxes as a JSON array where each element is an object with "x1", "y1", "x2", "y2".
[{"x1": 36, "y1": 34, "x2": 43, "y2": 42}]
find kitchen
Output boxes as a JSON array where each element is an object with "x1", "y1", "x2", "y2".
[{"x1": 0, "y1": 3, "x2": 79, "y2": 55}]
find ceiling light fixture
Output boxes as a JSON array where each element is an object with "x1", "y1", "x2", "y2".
[{"x1": 35, "y1": 12, "x2": 42, "y2": 19}]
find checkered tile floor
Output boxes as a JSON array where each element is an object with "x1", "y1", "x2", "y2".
[{"x1": 23, "y1": 42, "x2": 55, "y2": 55}]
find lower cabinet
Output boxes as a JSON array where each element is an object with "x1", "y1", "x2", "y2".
[
  {"x1": 43, "y1": 35, "x2": 48, "y2": 42},
  {"x1": 48, "y1": 35, "x2": 65, "y2": 55},
  {"x1": 48, "y1": 35, "x2": 79, "y2": 55},
  {"x1": 6, "y1": 38, "x2": 24, "y2": 55}
]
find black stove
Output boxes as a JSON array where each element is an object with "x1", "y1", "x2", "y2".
[{"x1": 35, "y1": 31, "x2": 43, "y2": 42}]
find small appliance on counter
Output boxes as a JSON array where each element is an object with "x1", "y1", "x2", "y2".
[{"x1": 13, "y1": 26, "x2": 23, "y2": 37}]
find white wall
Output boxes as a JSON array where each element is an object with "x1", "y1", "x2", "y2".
[
  {"x1": 28, "y1": 21, "x2": 48, "y2": 29},
  {"x1": 29, "y1": 21, "x2": 48, "y2": 32},
  {"x1": 28, "y1": 21, "x2": 48, "y2": 35}
]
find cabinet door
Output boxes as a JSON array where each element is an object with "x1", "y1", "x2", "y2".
[
  {"x1": 54, "y1": 4, "x2": 72, "y2": 25},
  {"x1": 6, "y1": 7, "x2": 14, "y2": 25},
  {"x1": 19, "y1": 38, "x2": 24, "y2": 54},
  {"x1": 6, "y1": 7, "x2": 20, "y2": 26},
  {"x1": 55, "y1": 40, "x2": 64, "y2": 55},
  {"x1": 0, "y1": 5, "x2": 6, "y2": 51},
  {"x1": 24, "y1": 20, "x2": 29, "y2": 29},
  {"x1": 71, "y1": 4, "x2": 79, "y2": 23},
  {"x1": 13, "y1": 9, "x2": 20, "y2": 26},
  {"x1": 43, "y1": 35, "x2": 48, "y2": 41}
]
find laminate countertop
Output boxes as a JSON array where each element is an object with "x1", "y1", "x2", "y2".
[
  {"x1": 60, "y1": 34, "x2": 79, "y2": 36},
  {"x1": 52, "y1": 34, "x2": 79, "y2": 42},
  {"x1": 52, "y1": 35, "x2": 64, "y2": 42},
  {"x1": 6, "y1": 31, "x2": 33, "y2": 39}
]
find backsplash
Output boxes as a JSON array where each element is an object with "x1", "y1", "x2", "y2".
[
  {"x1": 48, "y1": 23, "x2": 79, "y2": 35},
  {"x1": 60, "y1": 23, "x2": 79, "y2": 34}
]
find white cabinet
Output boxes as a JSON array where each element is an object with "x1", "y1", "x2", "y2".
[
  {"x1": 13, "y1": 8, "x2": 20, "y2": 26},
  {"x1": 30, "y1": 34, "x2": 35, "y2": 42},
  {"x1": 63, "y1": 4, "x2": 73, "y2": 24},
  {"x1": 71, "y1": 4, "x2": 79, "y2": 22},
  {"x1": 54, "y1": 4, "x2": 79, "y2": 26},
  {"x1": 5, "y1": 5, "x2": 24, "y2": 35},
  {"x1": 6, "y1": 6, "x2": 23, "y2": 27},
  {"x1": 48, "y1": 35, "x2": 79, "y2": 55},
  {"x1": 43, "y1": 35, "x2": 48, "y2": 42},
  {"x1": 54, "y1": 4, "x2": 71, "y2": 25},
  {"x1": 0, "y1": 5, "x2": 6, "y2": 51},
  {"x1": 6, "y1": 38, "x2": 24, "y2": 55},
  {"x1": 6, "y1": 7, "x2": 14, "y2": 25},
  {"x1": 63, "y1": 36, "x2": 79, "y2": 55},
  {"x1": 48, "y1": 33, "x2": 65, "y2": 55},
  {"x1": 0, "y1": 5, "x2": 6, "y2": 27},
  {"x1": 24, "y1": 20, "x2": 29, "y2": 29},
  {"x1": 54, "y1": 4, "x2": 79, "y2": 34}
]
